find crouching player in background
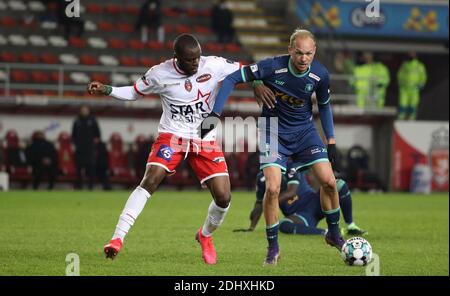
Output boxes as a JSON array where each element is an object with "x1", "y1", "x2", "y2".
[{"x1": 234, "y1": 164, "x2": 367, "y2": 236}]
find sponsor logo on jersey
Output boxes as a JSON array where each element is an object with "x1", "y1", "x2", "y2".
[
  {"x1": 287, "y1": 195, "x2": 299, "y2": 205},
  {"x1": 213, "y1": 157, "x2": 225, "y2": 163},
  {"x1": 275, "y1": 80, "x2": 285, "y2": 86},
  {"x1": 275, "y1": 68, "x2": 288, "y2": 74},
  {"x1": 311, "y1": 147, "x2": 327, "y2": 155},
  {"x1": 250, "y1": 64, "x2": 258, "y2": 73},
  {"x1": 274, "y1": 91, "x2": 305, "y2": 107},
  {"x1": 162, "y1": 82, "x2": 181, "y2": 87},
  {"x1": 169, "y1": 90, "x2": 211, "y2": 123},
  {"x1": 157, "y1": 145, "x2": 174, "y2": 161},
  {"x1": 141, "y1": 76, "x2": 149, "y2": 86},
  {"x1": 226, "y1": 59, "x2": 235, "y2": 64},
  {"x1": 305, "y1": 83, "x2": 314, "y2": 92},
  {"x1": 184, "y1": 79, "x2": 192, "y2": 92},
  {"x1": 308, "y1": 72, "x2": 321, "y2": 81},
  {"x1": 196, "y1": 73, "x2": 212, "y2": 83}
]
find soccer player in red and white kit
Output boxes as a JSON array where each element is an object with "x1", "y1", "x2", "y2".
[{"x1": 87, "y1": 34, "x2": 243, "y2": 265}]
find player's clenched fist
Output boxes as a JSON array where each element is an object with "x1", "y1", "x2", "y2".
[{"x1": 87, "y1": 81, "x2": 108, "y2": 95}]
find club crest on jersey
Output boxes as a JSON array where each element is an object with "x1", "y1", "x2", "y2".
[
  {"x1": 305, "y1": 83, "x2": 314, "y2": 92},
  {"x1": 196, "y1": 74, "x2": 212, "y2": 83},
  {"x1": 184, "y1": 79, "x2": 192, "y2": 92}
]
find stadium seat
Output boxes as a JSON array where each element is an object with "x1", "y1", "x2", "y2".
[
  {"x1": 40, "y1": 53, "x2": 59, "y2": 64},
  {"x1": 119, "y1": 56, "x2": 138, "y2": 67},
  {"x1": 193, "y1": 25, "x2": 211, "y2": 35},
  {"x1": 162, "y1": 7, "x2": 181, "y2": 18},
  {"x1": 90, "y1": 73, "x2": 110, "y2": 84},
  {"x1": 108, "y1": 132, "x2": 133, "y2": 181},
  {"x1": 50, "y1": 71, "x2": 69, "y2": 83},
  {"x1": 8, "y1": 34, "x2": 28, "y2": 46},
  {"x1": 109, "y1": 38, "x2": 126, "y2": 49},
  {"x1": 41, "y1": 21, "x2": 58, "y2": 30},
  {"x1": 111, "y1": 73, "x2": 130, "y2": 85},
  {"x1": 0, "y1": 52, "x2": 17, "y2": 62},
  {"x1": 69, "y1": 37, "x2": 87, "y2": 48},
  {"x1": 0, "y1": 16, "x2": 17, "y2": 27},
  {"x1": 105, "y1": 4, "x2": 122, "y2": 14},
  {"x1": 59, "y1": 53, "x2": 79, "y2": 65},
  {"x1": 0, "y1": 69, "x2": 7, "y2": 81},
  {"x1": 20, "y1": 53, "x2": 39, "y2": 63},
  {"x1": 147, "y1": 41, "x2": 165, "y2": 51},
  {"x1": 79, "y1": 54, "x2": 98, "y2": 65},
  {"x1": 99, "y1": 55, "x2": 119, "y2": 66},
  {"x1": 88, "y1": 37, "x2": 107, "y2": 49},
  {"x1": 70, "y1": 72, "x2": 90, "y2": 84},
  {"x1": 117, "y1": 22, "x2": 133, "y2": 33},
  {"x1": 84, "y1": 20, "x2": 97, "y2": 31},
  {"x1": 204, "y1": 42, "x2": 223, "y2": 53},
  {"x1": 9, "y1": 0, "x2": 26, "y2": 11},
  {"x1": 10, "y1": 70, "x2": 30, "y2": 82},
  {"x1": 225, "y1": 43, "x2": 241, "y2": 53},
  {"x1": 175, "y1": 24, "x2": 191, "y2": 34},
  {"x1": 124, "y1": 5, "x2": 139, "y2": 15},
  {"x1": 30, "y1": 71, "x2": 50, "y2": 83},
  {"x1": 0, "y1": 34, "x2": 7, "y2": 45},
  {"x1": 28, "y1": 1, "x2": 45, "y2": 12},
  {"x1": 129, "y1": 39, "x2": 146, "y2": 50},
  {"x1": 56, "y1": 131, "x2": 77, "y2": 181},
  {"x1": 0, "y1": 1, "x2": 7, "y2": 10},
  {"x1": 48, "y1": 35, "x2": 68, "y2": 47},
  {"x1": 98, "y1": 21, "x2": 114, "y2": 31},
  {"x1": 42, "y1": 90, "x2": 57, "y2": 96},
  {"x1": 138, "y1": 57, "x2": 157, "y2": 68},
  {"x1": 86, "y1": 3, "x2": 102, "y2": 14},
  {"x1": 29, "y1": 35, "x2": 48, "y2": 47}
]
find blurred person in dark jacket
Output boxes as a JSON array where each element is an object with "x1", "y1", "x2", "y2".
[
  {"x1": 26, "y1": 131, "x2": 58, "y2": 190},
  {"x1": 72, "y1": 105, "x2": 101, "y2": 190},
  {"x1": 211, "y1": 0, "x2": 235, "y2": 44}
]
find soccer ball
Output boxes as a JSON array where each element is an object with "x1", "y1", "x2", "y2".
[{"x1": 340, "y1": 237, "x2": 373, "y2": 266}]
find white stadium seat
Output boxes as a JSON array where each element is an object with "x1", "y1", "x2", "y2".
[
  {"x1": 70, "y1": 72, "x2": 90, "y2": 84},
  {"x1": 29, "y1": 35, "x2": 48, "y2": 47},
  {"x1": 0, "y1": 34, "x2": 8, "y2": 45},
  {"x1": 111, "y1": 73, "x2": 130, "y2": 85},
  {"x1": 85, "y1": 20, "x2": 97, "y2": 31},
  {"x1": 9, "y1": 0, "x2": 27, "y2": 11},
  {"x1": 28, "y1": 0, "x2": 45, "y2": 11},
  {"x1": 0, "y1": 1, "x2": 7, "y2": 10},
  {"x1": 129, "y1": 74, "x2": 141, "y2": 83},
  {"x1": 88, "y1": 37, "x2": 107, "y2": 49},
  {"x1": 99, "y1": 55, "x2": 119, "y2": 66},
  {"x1": 49, "y1": 35, "x2": 68, "y2": 47},
  {"x1": 41, "y1": 21, "x2": 58, "y2": 30},
  {"x1": 59, "y1": 54, "x2": 79, "y2": 65},
  {"x1": 8, "y1": 34, "x2": 28, "y2": 46},
  {"x1": 0, "y1": 69, "x2": 7, "y2": 82}
]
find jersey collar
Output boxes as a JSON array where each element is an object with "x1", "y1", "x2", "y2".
[
  {"x1": 172, "y1": 58, "x2": 187, "y2": 76},
  {"x1": 288, "y1": 58, "x2": 311, "y2": 78}
]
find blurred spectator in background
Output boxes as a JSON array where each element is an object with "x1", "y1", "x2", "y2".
[
  {"x1": 351, "y1": 52, "x2": 390, "y2": 109},
  {"x1": 3, "y1": 129, "x2": 29, "y2": 177},
  {"x1": 397, "y1": 52, "x2": 427, "y2": 120},
  {"x1": 211, "y1": 0, "x2": 235, "y2": 44},
  {"x1": 26, "y1": 131, "x2": 58, "y2": 190},
  {"x1": 72, "y1": 105, "x2": 101, "y2": 190},
  {"x1": 133, "y1": 134, "x2": 154, "y2": 178},
  {"x1": 95, "y1": 141, "x2": 112, "y2": 191},
  {"x1": 57, "y1": 0, "x2": 85, "y2": 40},
  {"x1": 135, "y1": 0, "x2": 164, "y2": 43}
]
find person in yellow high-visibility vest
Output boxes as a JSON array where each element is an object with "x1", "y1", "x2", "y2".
[
  {"x1": 351, "y1": 52, "x2": 390, "y2": 108},
  {"x1": 397, "y1": 52, "x2": 427, "y2": 120}
]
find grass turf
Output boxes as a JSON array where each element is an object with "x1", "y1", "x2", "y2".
[{"x1": 0, "y1": 190, "x2": 448, "y2": 276}]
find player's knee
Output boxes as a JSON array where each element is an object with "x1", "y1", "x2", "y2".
[
  {"x1": 321, "y1": 175, "x2": 337, "y2": 194},
  {"x1": 213, "y1": 188, "x2": 231, "y2": 208},
  {"x1": 279, "y1": 219, "x2": 294, "y2": 234},
  {"x1": 265, "y1": 184, "x2": 280, "y2": 198}
]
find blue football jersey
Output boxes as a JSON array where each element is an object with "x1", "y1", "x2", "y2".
[{"x1": 247, "y1": 55, "x2": 330, "y2": 134}]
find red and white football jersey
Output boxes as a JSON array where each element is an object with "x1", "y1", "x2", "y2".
[{"x1": 133, "y1": 56, "x2": 241, "y2": 140}]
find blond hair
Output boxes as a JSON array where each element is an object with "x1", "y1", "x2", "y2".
[{"x1": 289, "y1": 29, "x2": 316, "y2": 47}]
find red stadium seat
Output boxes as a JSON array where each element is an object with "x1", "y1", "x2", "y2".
[
  {"x1": 69, "y1": 37, "x2": 87, "y2": 48},
  {"x1": 129, "y1": 39, "x2": 145, "y2": 50},
  {"x1": 0, "y1": 16, "x2": 17, "y2": 27},
  {"x1": 138, "y1": 57, "x2": 157, "y2": 68},
  {"x1": 205, "y1": 42, "x2": 223, "y2": 53},
  {"x1": 0, "y1": 52, "x2": 18, "y2": 63},
  {"x1": 57, "y1": 131, "x2": 76, "y2": 181},
  {"x1": 117, "y1": 22, "x2": 133, "y2": 33},
  {"x1": 98, "y1": 21, "x2": 114, "y2": 31},
  {"x1": 30, "y1": 71, "x2": 50, "y2": 83},
  {"x1": 193, "y1": 25, "x2": 211, "y2": 35},
  {"x1": 108, "y1": 38, "x2": 126, "y2": 49},
  {"x1": 225, "y1": 43, "x2": 241, "y2": 53},
  {"x1": 90, "y1": 73, "x2": 110, "y2": 84},
  {"x1": 175, "y1": 24, "x2": 191, "y2": 34},
  {"x1": 86, "y1": 3, "x2": 103, "y2": 14},
  {"x1": 108, "y1": 132, "x2": 133, "y2": 180},
  {"x1": 21, "y1": 90, "x2": 41, "y2": 96},
  {"x1": 162, "y1": 8, "x2": 181, "y2": 17},
  {"x1": 80, "y1": 54, "x2": 98, "y2": 65},
  {"x1": 119, "y1": 56, "x2": 138, "y2": 67},
  {"x1": 147, "y1": 41, "x2": 165, "y2": 51},
  {"x1": 50, "y1": 71, "x2": 69, "y2": 83},
  {"x1": 125, "y1": 6, "x2": 139, "y2": 15},
  {"x1": 20, "y1": 53, "x2": 39, "y2": 63},
  {"x1": 43, "y1": 90, "x2": 58, "y2": 96},
  {"x1": 40, "y1": 53, "x2": 59, "y2": 64},
  {"x1": 105, "y1": 4, "x2": 122, "y2": 14},
  {"x1": 10, "y1": 70, "x2": 30, "y2": 82},
  {"x1": 186, "y1": 8, "x2": 198, "y2": 18},
  {"x1": 163, "y1": 24, "x2": 174, "y2": 34}
]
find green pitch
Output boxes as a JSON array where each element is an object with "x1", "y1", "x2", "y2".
[{"x1": 0, "y1": 190, "x2": 448, "y2": 276}]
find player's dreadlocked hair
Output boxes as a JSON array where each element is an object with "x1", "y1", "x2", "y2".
[{"x1": 289, "y1": 28, "x2": 316, "y2": 47}]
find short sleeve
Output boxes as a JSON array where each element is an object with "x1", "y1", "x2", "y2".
[{"x1": 133, "y1": 67, "x2": 161, "y2": 95}]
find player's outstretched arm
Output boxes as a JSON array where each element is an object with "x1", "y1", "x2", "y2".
[{"x1": 87, "y1": 81, "x2": 140, "y2": 101}]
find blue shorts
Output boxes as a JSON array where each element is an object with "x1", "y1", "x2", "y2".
[{"x1": 258, "y1": 121, "x2": 329, "y2": 171}]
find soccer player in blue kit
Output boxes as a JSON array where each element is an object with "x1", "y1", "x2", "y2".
[
  {"x1": 199, "y1": 29, "x2": 344, "y2": 265},
  {"x1": 234, "y1": 165, "x2": 367, "y2": 237}
]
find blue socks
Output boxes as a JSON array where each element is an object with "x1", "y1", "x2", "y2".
[
  {"x1": 266, "y1": 223, "x2": 279, "y2": 247},
  {"x1": 279, "y1": 219, "x2": 326, "y2": 235},
  {"x1": 337, "y1": 179, "x2": 353, "y2": 225},
  {"x1": 323, "y1": 207, "x2": 341, "y2": 236}
]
